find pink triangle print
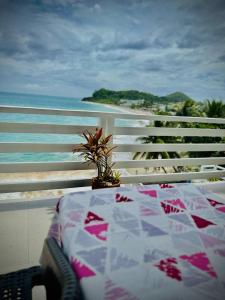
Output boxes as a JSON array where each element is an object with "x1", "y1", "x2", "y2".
[
  {"x1": 115, "y1": 193, "x2": 133, "y2": 202},
  {"x1": 161, "y1": 202, "x2": 184, "y2": 214},
  {"x1": 154, "y1": 257, "x2": 182, "y2": 281},
  {"x1": 85, "y1": 223, "x2": 108, "y2": 241},
  {"x1": 207, "y1": 198, "x2": 224, "y2": 207},
  {"x1": 164, "y1": 198, "x2": 186, "y2": 209},
  {"x1": 180, "y1": 252, "x2": 217, "y2": 278},
  {"x1": 191, "y1": 215, "x2": 215, "y2": 229},
  {"x1": 71, "y1": 257, "x2": 96, "y2": 280},
  {"x1": 216, "y1": 206, "x2": 225, "y2": 213},
  {"x1": 198, "y1": 232, "x2": 225, "y2": 248},
  {"x1": 84, "y1": 211, "x2": 105, "y2": 224},
  {"x1": 159, "y1": 183, "x2": 175, "y2": 188},
  {"x1": 139, "y1": 189, "x2": 157, "y2": 198}
]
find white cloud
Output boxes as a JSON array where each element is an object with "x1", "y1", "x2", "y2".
[{"x1": 0, "y1": 0, "x2": 224, "y2": 100}]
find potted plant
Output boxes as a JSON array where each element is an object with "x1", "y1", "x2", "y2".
[{"x1": 73, "y1": 128, "x2": 121, "y2": 189}]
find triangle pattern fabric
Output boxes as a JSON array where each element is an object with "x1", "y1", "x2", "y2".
[
  {"x1": 216, "y1": 206, "x2": 225, "y2": 213},
  {"x1": 168, "y1": 214, "x2": 194, "y2": 227},
  {"x1": 110, "y1": 247, "x2": 139, "y2": 271},
  {"x1": 154, "y1": 257, "x2": 182, "y2": 281},
  {"x1": 71, "y1": 256, "x2": 96, "y2": 280},
  {"x1": 144, "y1": 248, "x2": 172, "y2": 263},
  {"x1": 140, "y1": 205, "x2": 160, "y2": 216},
  {"x1": 214, "y1": 248, "x2": 225, "y2": 257},
  {"x1": 180, "y1": 252, "x2": 217, "y2": 278},
  {"x1": 105, "y1": 279, "x2": 137, "y2": 300},
  {"x1": 198, "y1": 232, "x2": 225, "y2": 249},
  {"x1": 180, "y1": 260, "x2": 211, "y2": 287},
  {"x1": 173, "y1": 231, "x2": 203, "y2": 248},
  {"x1": 75, "y1": 229, "x2": 102, "y2": 247},
  {"x1": 77, "y1": 247, "x2": 107, "y2": 274},
  {"x1": 113, "y1": 207, "x2": 137, "y2": 222},
  {"x1": 159, "y1": 183, "x2": 175, "y2": 188},
  {"x1": 204, "y1": 226, "x2": 225, "y2": 239},
  {"x1": 207, "y1": 198, "x2": 224, "y2": 207},
  {"x1": 117, "y1": 219, "x2": 140, "y2": 236},
  {"x1": 84, "y1": 211, "x2": 105, "y2": 224},
  {"x1": 164, "y1": 198, "x2": 186, "y2": 209},
  {"x1": 141, "y1": 220, "x2": 168, "y2": 237},
  {"x1": 139, "y1": 189, "x2": 157, "y2": 198},
  {"x1": 115, "y1": 193, "x2": 133, "y2": 202},
  {"x1": 161, "y1": 202, "x2": 184, "y2": 214},
  {"x1": 84, "y1": 223, "x2": 108, "y2": 241},
  {"x1": 90, "y1": 195, "x2": 113, "y2": 206},
  {"x1": 179, "y1": 186, "x2": 201, "y2": 197},
  {"x1": 68, "y1": 210, "x2": 84, "y2": 223},
  {"x1": 191, "y1": 215, "x2": 215, "y2": 229}
]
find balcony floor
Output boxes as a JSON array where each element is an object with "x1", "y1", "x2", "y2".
[{"x1": 0, "y1": 186, "x2": 92, "y2": 275}]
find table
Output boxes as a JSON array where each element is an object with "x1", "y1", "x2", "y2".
[{"x1": 48, "y1": 183, "x2": 225, "y2": 300}]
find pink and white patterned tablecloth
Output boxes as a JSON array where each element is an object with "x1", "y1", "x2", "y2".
[{"x1": 48, "y1": 183, "x2": 225, "y2": 300}]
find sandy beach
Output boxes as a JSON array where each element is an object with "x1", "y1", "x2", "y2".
[
  {"x1": 86, "y1": 101, "x2": 152, "y2": 128},
  {"x1": 102, "y1": 103, "x2": 153, "y2": 116},
  {"x1": 87, "y1": 100, "x2": 153, "y2": 116}
]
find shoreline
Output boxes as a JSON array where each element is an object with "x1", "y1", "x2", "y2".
[
  {"x1": 101, "y1": 103, "x2": 153, "y2": 116},
  {"x1": 83, "y1": 99, "x2": 153, "y2": 116},
  {"x1": 85, "y1": 101, "x2": 152, "y2": 127},
  {"x1": 98, "y1": 103, "x2": 151, "y2": 126}
]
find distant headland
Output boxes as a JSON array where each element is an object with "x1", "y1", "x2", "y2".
[{"x1": 81, "y1": 88, "x2": 193, "y2": 107}]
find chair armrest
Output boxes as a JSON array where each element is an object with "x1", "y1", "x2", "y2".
[{"x1": 41, "y1": 237, "x2": 83, "y2": 300}]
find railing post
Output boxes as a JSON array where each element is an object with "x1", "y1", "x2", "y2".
[{"x1": 98, "y1": 116, "x2": 115, "y2": 165}]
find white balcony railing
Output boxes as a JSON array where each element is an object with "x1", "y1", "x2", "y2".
[{"x1": 0, "y1": 105, "x2": 225, "y2": 193}]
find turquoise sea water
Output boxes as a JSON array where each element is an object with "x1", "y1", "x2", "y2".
[{"x1": 0, "y1": 91, "x2": 134, "y2": 162}]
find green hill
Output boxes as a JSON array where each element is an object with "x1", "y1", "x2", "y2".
[
  {"x1": 82, "y1": 88, "x2": 193, "y2": 105},
  {"x1": 165, "y1": 92, "x2": 193, "y2": 102}
]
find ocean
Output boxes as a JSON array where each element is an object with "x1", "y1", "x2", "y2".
[{"x1": 0, "y1": 91, "x2": 136, "y2": 162}]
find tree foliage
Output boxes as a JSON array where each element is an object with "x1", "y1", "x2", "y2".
[
  {"x1": 176, "y1": 99, "x2": 204, "y2": 117},
  {"x1": 205, "y1": 99, "x2": 225, "y2": 118},
  {"x1": 133, "y1": 98, "x2": 225, "y2": 172},
  {"x1": 82, "y1": 88, "x2": 193, "y2": 106}
]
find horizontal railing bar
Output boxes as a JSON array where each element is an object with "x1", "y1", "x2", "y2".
[
  {"x1": 1, "y1": 157, "x2": 225, "y2": 173},
  {"x1": 0, "y1": 122, "x2": 96, "y2": 134},
  {"x1": 1, "y1": 105, "x2": 225, "y2": 124},
  {"x1": 121, "y1": 170, "x2": 225, "y2": 184},
  {"x1": 0, "y1": 178, "x2": 91, "y2": 193},
  {"x1": 1, "y1": 143, "x2": 225, "y2": 153},
  {"x1": 1, "y1": 170, "x2": 225, "y2": 193},
  {"x1": 1, "y1": 122, "x2": 224, "y2": 137},
  {"x1": 115, "y1": 143, "x2": 225, "y2": 152},
  {"x1": 0, "y1": 105, "x2": 117, "y2": 118},
  {"x1": 115, "y1": 157, "x2": 225, "y2": 168},
  {"x1": 0, "y1": 161, "x2": 94, "y2": 172},
  {"x1": 115, "y1": 127, "x2": 225, "y2": 137}
]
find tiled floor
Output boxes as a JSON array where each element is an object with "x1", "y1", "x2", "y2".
[
  {"x1": 0, "y1": 196, "x2": 57, "y2": 274},
  {"x1": 0, "y1": 186, "x2": 92, "y2": 274}
]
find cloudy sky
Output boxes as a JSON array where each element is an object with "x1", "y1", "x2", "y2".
[{"x1": 0, "y1": 0, "x2": 225, "y2": 100}]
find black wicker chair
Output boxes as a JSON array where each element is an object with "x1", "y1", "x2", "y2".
[{"x1": 0, "y1": 237, "x2": 83, "y2": 300}]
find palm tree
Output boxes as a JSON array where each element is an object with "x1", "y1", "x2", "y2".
[
  {"x1": 181, "y1": 99, "x2": 225, "y2": 158},
  {"x1": 176, "y1": 99, "x2": 204, "y2": 117},
  {"x1": 205, "y1": 99, "x2": 225, "y2": 118},
  {"x1": 133, "y1": 120, "x2": 182, "y2": 173}
]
